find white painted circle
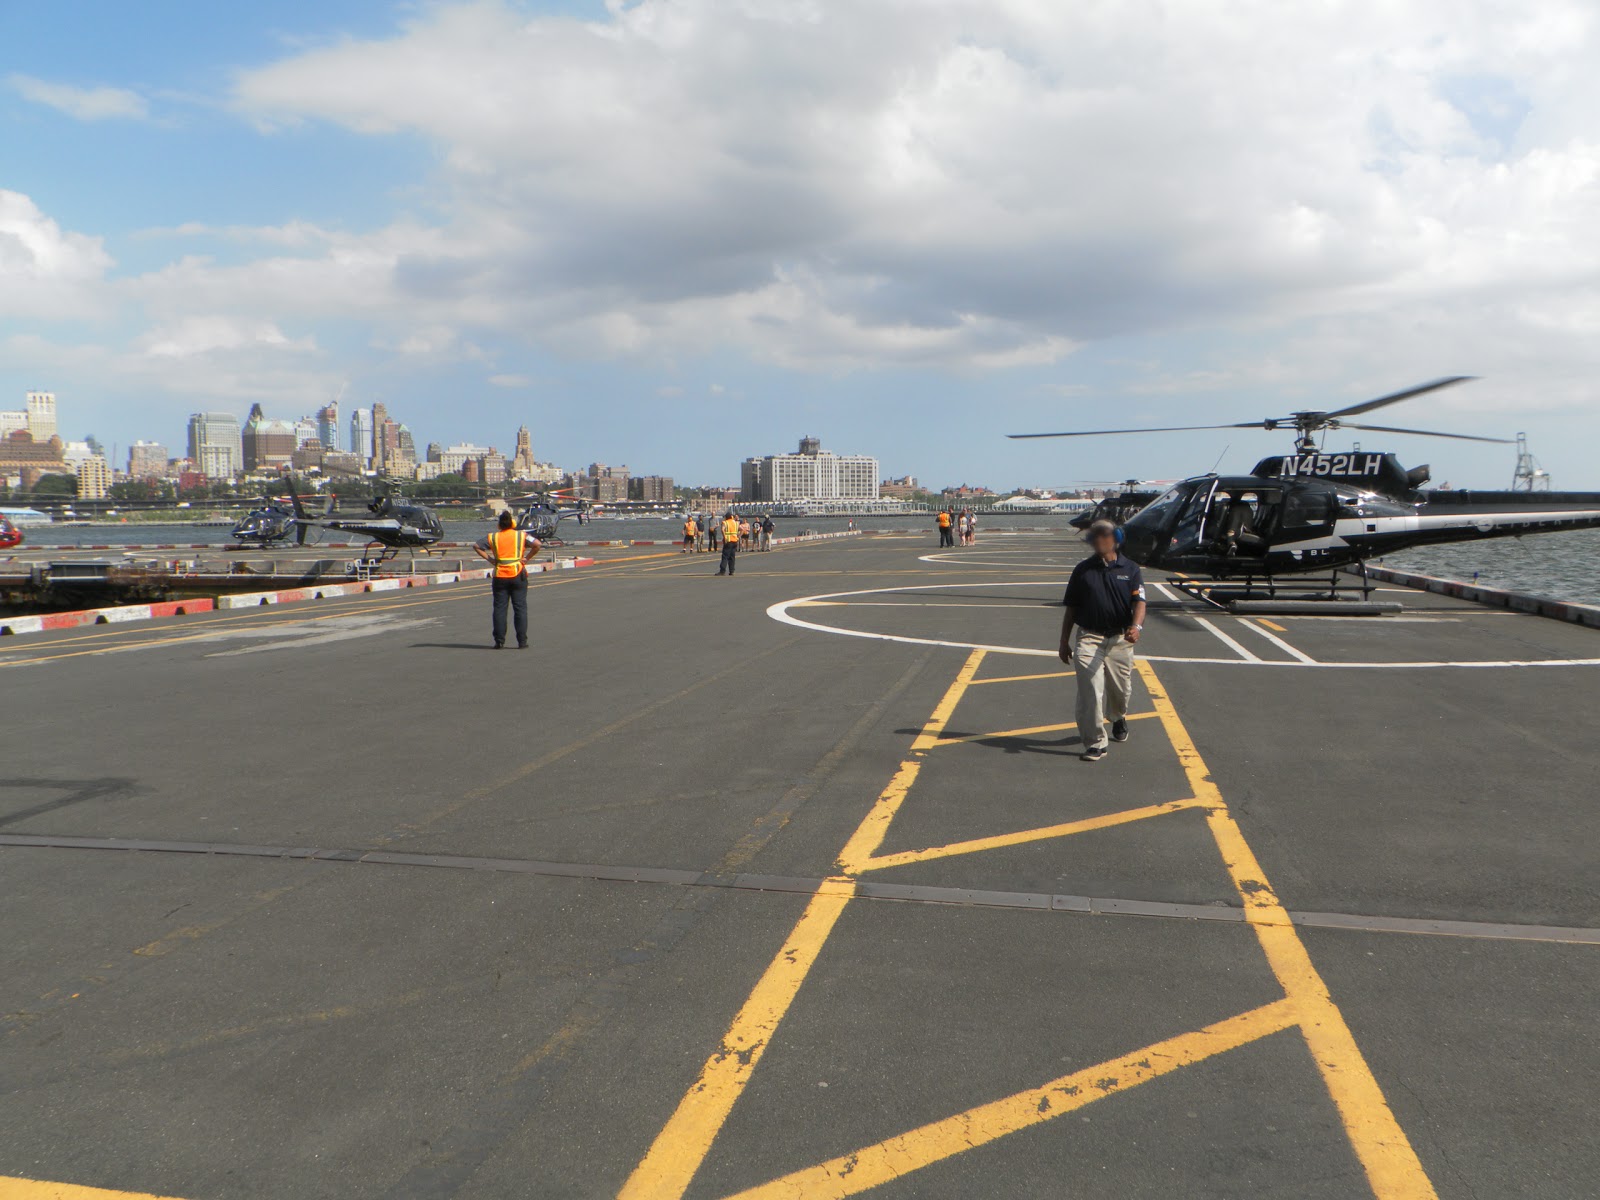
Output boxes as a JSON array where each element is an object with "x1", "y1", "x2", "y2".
[{"x1": 767, "y1": 581, "x2": 1600, "y2": 669}]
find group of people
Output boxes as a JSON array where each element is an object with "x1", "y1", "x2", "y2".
[
  {"x1": 681, "y1": 511, "x2": 777, "y2": 576},
  {"x1": 935, "y1": 508, "x2": 978, "y2": 547},
  {"x1": 681, "y1": 513, "x2": 776, "y2": 557}
]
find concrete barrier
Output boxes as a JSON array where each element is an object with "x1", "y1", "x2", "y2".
[
  {"x1": 1359, "y1": 564, "x2": 1600, "y2": 629},
  {"x1": 0, "y1": 598, "x2": 215, "y2": 637}
]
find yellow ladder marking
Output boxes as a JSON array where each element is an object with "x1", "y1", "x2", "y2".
[
  {"x1": 618, "y1": 651, "x2": 987, "y2": 1199},
  {"x1": 854, "y1": 798, "x2": 1204, "y2": 872},
  {"x1": 1136, "y1": 660, "x2": 1438, "y2": 1199},
  {"x1": 719, "y1": 999, "x2": 1299, "y2": 1200},
  {"x1": 966, "y1": 669, "x2": 1073, "y2": 685},
  {"x1": 931, "y1": 709, "x2": 1160, "y2": 746}
]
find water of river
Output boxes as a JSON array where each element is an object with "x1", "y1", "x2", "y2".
[{"x1": 20, "y1": 514, "x2": 1600, "y2": 605}]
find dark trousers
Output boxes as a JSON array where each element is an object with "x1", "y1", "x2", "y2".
[
  {"x1": 718, "y1": 542, "x2": 738, "y2": 574},
  {"x1": 939, "y1": 525, "x2": 953, "y2": 546},
  {"x1": 491, "y1": 572, "x2": 528, "y2": 646}
]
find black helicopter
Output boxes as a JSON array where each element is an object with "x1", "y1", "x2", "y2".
[
  {"x1": 231, "y1": 496, "x2": 298, "y2": 546},
  {"x1": 508, "y1": 488, "x2": 591, "y2": 544},
  {"x1": 1065, "y1": 479, "x2": 1176, "y2": 531},
  {"x1": 1010, "y1": 377, "x2": 1600, "y2": 588},
  {"x1": 283, "y1": 477, "x2": 445, "y2": 559}
]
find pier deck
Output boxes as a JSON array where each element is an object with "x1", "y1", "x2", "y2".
[{"x1": 3, "y1": 533, "x2": 1595, "y2": 1199}]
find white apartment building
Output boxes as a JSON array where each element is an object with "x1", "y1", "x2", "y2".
[
  {"x1": 741, "y1": 437, "x2": 879, "y2": 503},
  {"x1": 188, "y1": 411, "x2": 242, "y2": 478},
  {"x1": 27, "y1": 392, "x2": 57, "y2": 441}
]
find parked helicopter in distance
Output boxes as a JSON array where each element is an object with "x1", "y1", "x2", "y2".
[
  {"x1": 1009, "y1": 377, "x2": 1600, "y2": 591},
  {"x1": 283, "y1": 477, "x2": 445, "y2": 559},
  {"x1": 231, "y1": 496, "x2": 298, "y2": 546},
  {"x1": 1065, "y1": 480, "x2": 1176, "y2": 531},
  {"x1": 0, "y1": 513, "x2": 23, "y2": 551},
  {"x1": 509, "y1": 488, "x2": 591, "y2": 544}
]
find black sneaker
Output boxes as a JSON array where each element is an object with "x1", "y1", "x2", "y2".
[
  {"x1": 1080, "y1": 745, "x2": 1108, "y2": 762},
  {"x1": 1110, "y1": 719, "x2": 1129, "y2": 743}
]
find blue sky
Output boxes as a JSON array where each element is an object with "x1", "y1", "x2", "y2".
[{"x1": 4, "y1": 1, "x2": 1599, "y2": 489}]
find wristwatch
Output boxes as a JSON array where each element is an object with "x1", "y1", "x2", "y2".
[{"x1": 1130, "y1": 624, "x2": 1143, "y2": 631}]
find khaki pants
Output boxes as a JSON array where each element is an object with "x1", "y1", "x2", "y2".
[{"x1": 1071, "y1": 629, "x2": 1134, "y2": 751}]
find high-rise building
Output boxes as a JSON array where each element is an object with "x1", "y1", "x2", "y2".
[
  {"x1": 76, "y1": 454, "x2": 112, "y2": 499},
  {"x1": 740, "y1": 437, "x2": 878, "y2": 503},
  {"x1": 394, "y1": 425, "x2": 417, "y2": 473},
  {"x1": 440, "y1": 443, "x2": 491, "y2": 475},
  {"x1": 0, "y1": 409, "x2": 26, "y2": 437},
  {"x1": 26, "y1": 392, "x2": 57, "y2": 441},
  {"x1": 512, "y1": 425, "x2": 536, "y2": 479},
  {"x1": 242, "y1": 404, "x2": 297, "y2": 471},
  {"x1": 316, "y1": 400, "x2": 340, "y2": 451},
  {"x1": 187, "y1": 412, "x2": 242, "y2": 479},
  {"x1": 350, "y1": 408, "x2": 374, "y2": 463},
  {"x1": 127, "y1": 441, "x2": 168, "y2": 479},
  {"x1": 629, "y1": 475, "x2": 676, "y2": 503},
  {"x1": 583, "y1": 463, "x2": 630, "y2": 504},
  {"x1": 293, "y1": 418, "x2": 319, "y2": 449}
]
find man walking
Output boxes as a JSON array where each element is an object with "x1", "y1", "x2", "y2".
[
  {"x1": 1059, "y1": 520, "x2": 1146, "y2": 761},
  {"x1": 716, "y1": 511, "x2": 741, "y2": 576},
  {"x1": 474, "y1": 510, "x2": 541, "y2": 649}
]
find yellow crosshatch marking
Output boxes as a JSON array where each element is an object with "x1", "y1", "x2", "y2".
[{"x1": 620, "y1": 648, "x2": 1439, "y2": 1200}]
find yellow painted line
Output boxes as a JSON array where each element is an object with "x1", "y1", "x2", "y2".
[
  {"x1": 855, "y1": 797, "x2": 1205, "y2": 873},
  {"x1": 130, "y1": 886, "x2": 297, "y2": 958},
  {"x1": 0, "y1": 1177, "x2": 190, "y2": 1199},
  {"x1": 967, "y1": 670, "x2": 1073, "y2": 685},
  {"x1": 619, "y1": 651, "x2": 985, "y2": 1198},
  {"x1": 1136, "y1": 660, "x2": 1439, "y2": 1199},
  {"x1": 720, "y1": 998, "x2": 1299, "y2": 1200},
  {"x1": 931, "y1": 709, "x2": 1160, "y2": 747},
  {"x1": 909, "y1": 650, "x2": 986, "y2": 753},
  {"x1": 1256, "y1": 617, "x2": 1288, "y2": 632},
  {"x1": 615, "y1": 880, "x2": 858, "y2": 1200}
]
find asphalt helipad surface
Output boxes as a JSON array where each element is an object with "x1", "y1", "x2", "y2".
[{"x1": 3, "y1": 533, "x2": 1596, "y2": 1199}]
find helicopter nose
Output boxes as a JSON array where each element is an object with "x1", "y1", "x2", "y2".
[{"x1": 1119, "y1": 525, "x2": 1158, "y2": 564}]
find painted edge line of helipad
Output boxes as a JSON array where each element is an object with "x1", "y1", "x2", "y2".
[{"x1": 767, "y1": 580, "x2": 1600, "y2": 669}]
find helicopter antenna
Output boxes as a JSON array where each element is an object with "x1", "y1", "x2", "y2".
[{"x1": 1208, "y1": 444, "x2": 1230, "y2": 474}]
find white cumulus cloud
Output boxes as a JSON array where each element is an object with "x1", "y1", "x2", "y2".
[
  {"x1": 9, "y1": 73, "x2": 149, "y2": 120},
  {"x1": 218, "y1": 0, "x2": 1600, "y2": 381}
]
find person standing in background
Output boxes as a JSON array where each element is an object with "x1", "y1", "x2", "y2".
[{"x1": 717, "y1": 511, "x2": 741, "y2": 576}]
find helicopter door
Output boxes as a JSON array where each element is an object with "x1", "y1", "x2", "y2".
[
  {"x1": 1277, "y1": 486, "x2": 1336, "y2": 536},
  {"x1": 1172, "y1": 479, "x2": 1218, "y2": 552}
]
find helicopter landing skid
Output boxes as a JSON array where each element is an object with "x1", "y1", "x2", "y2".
[{"x1": 1173, "y1": 562, "x2": 1400, "y2": 616}]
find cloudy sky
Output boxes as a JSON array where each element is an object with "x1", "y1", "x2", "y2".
[{"x1": 4, "y1": 0, "x2": 1598, "y2": 488}]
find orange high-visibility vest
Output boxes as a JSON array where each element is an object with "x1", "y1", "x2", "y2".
[
  {"x1": 491, "y1": 528, "x2": 526, "y2": 578},
  {"x1": 938, "y1": 512, "x2": 951, "y2": 527},
  {"x1": 722, "y1": 517, "x2": 740, "y2": 544}
]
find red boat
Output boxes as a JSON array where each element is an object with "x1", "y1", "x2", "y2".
[{"x1": 0, "y1": 514, "x2": 23, "y2": 550}]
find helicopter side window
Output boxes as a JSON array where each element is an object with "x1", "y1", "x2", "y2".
[
  {"x1": 1133, "y1": 485, "x2": 1187, "y2": 526},
  {"x1": 1281, "y1": 489, "x2": 1335, "y2": 529}
]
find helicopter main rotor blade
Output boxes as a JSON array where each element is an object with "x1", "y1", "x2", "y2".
[
  {"x1": 1324, "y1": 376, "x2": 1476, "y2": 420},
  {"x1": 1007, "y1": 423, "x2": 1264, "y2": 439},
  {"x1": 1338, "y1": 421, "x2": 1512, "y2": 443}
]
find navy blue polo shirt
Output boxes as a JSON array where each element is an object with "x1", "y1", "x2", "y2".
[{"x1": 1063, "y1": 552, "x2": 1145, "y2": 634}]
